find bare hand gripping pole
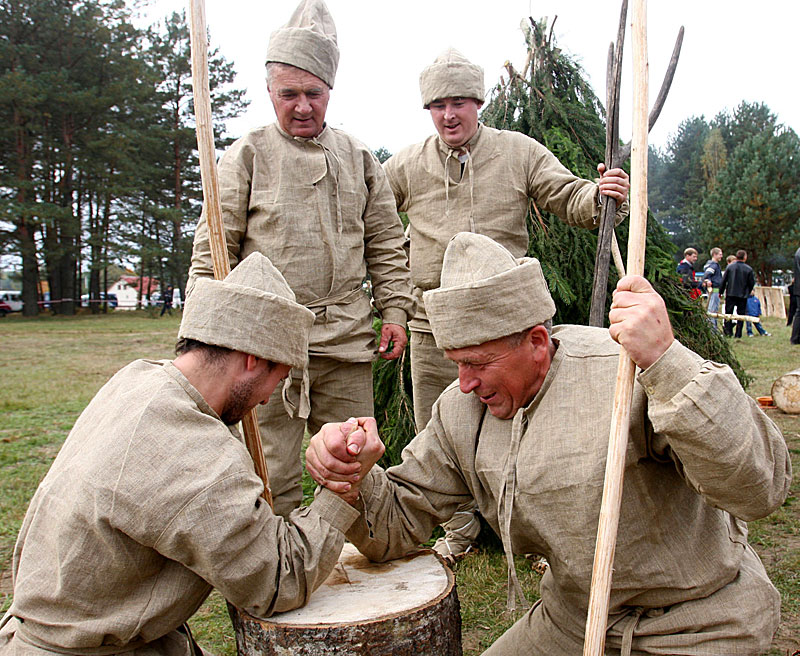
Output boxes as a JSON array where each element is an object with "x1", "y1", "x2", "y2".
[
  {"x1": 583, "y1": 0, "x2": 649, "y2": 653},
  {"x1": 188, "y1": 0, "x2": 273, "y2": 506}
]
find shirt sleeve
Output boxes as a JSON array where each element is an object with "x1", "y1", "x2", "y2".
[
  {"x1": 525, "y1": 137, "x2": 629, "y2": 229},
  {"x1": 361, "y1": 150, "x2": 416, "y2": 327},
  {"x1": 638, "y1": 340, "x2": 791, "y2": 521},
  {"x1": 382, "y1": 154, "x2": 408, "y2": 213},
  {"x1": 345, "y1": 408, "x2": 473, "y2": 562},
  {"x1": 153, "y1": 473, "x2": 359, "y2": 619},
  {"x1": 186, "y1": 138, "x2": 254, "y2": 296}
]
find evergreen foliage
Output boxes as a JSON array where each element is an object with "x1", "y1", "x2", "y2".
[
  {"x1": 648, "y1": 117, "x2": 710, "y2": 252},
  {"x1": 372, "y1": 318, "x2": 416, "y2": 468},
  {"x1": 0, "y1": 0, "x2": 247, "y2": 314},
  {"x1": 698, "y1": 113, "x2": 800, "y2": 283}
]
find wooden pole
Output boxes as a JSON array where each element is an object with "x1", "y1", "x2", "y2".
[
  {"x1": 589, "y1": 16, "x2": 683, "y2": 325},
  {"x1": 188, "y1": 0, "x2": 273, "y2": 507},
  {"x1": 583, "y1": 1, "x2": 648, "y2": 653},
  {"x1": 588, "y1": 0, "x2": 627, "y2": 328},
  {"x1": 707, "y1": 311, "x2": 761, "y2": 323}
]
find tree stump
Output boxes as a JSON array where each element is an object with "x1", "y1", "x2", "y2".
[
  {"x1": 228, "y1": 544, "x2": 462, "y2": 655},
  {"x1": 771, "y1": 368, "x2": 800, "y2": 414}
]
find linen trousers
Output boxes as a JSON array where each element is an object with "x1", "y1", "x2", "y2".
[
  {"x1": 409, "y1": 330, "x2": 459, "y2": 432},
  {"x1": 258, "y1": 355, "x2": 373, "y2": 519}
]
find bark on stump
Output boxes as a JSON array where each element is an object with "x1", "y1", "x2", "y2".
[
  {"x1": 771, "y1": 368, "x2": 800, "y2": 414},
  {"x1": 228, "y1": 544, "x2": 462, "y2": 655}
]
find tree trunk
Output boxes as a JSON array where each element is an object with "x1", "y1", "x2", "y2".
[
  {"x1": 57, "y1": 115, "x2": 77, "y2": 316},
  {"x1": 14, "y1": 106, "x2": 39, "y2": 317},
  {"x1": 172, "y1": 107, "x2": 184, "y2": 294},
  {"x1": 18, "y1": 222, "x2": 40, "y2": 317},
  {"x1": 229, "y1": 545, "x2": 462, "y2": 656}
]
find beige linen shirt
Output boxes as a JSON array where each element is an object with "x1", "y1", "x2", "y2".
[
  {"x1": 384, "y1": 125, "x2": 627, "y2": 330},
  {"x1": 188, "y1": 123, "x2": 414, "y2": 361},
  {"x1": 347, "y1": 326, "x2": 790, "y2": 650},
  {"x1": 1, "y1": 360, "x2": 359, "y2": 656}
]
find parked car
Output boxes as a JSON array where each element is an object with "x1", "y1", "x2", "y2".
[
  {"x1": 0, "y1": 290, "x2": 23, "y2": 312},
  {"x1": 80, "y1": 292, "x2": 118, "y2": 309},
  {"x1": 150, "y1": 289, "x2": 181, "y2": 308},
  {"x1": 0, "y1": 300, "x2": 12, "y2": 317}
]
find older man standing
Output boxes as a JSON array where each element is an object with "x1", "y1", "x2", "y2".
[
  {"x1": 0, "y1": 253, "x2": 361, "y2": 656},
  {"x1": 188, "y1": 0, "x2": 414, "y2": 518},
  {"x1": 307, "y1": 233, "x2": 790, "y2": 655},
  {"x1": 383, "y1": 47, "x2": 630, "y2": 558}
]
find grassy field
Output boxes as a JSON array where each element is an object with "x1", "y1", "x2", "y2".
[{"x1": 0, "y1": 311, "x2": 797, "y2": 654}]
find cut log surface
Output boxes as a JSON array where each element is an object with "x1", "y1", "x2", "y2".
[
  {"x1": 229, "y1": 543, "x2": 462, "y2": 655},
  {"x1": 771, "y1": 369, "x2": 800, "y2": 414}
]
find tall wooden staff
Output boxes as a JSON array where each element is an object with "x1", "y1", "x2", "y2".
[
  {"x1": 583, "y1": 0, "x2": 648, "y2": 653},
  {"x1": 188, "y1": 0, "x2": 273, "y2": 506},
  {"x1": 589, "y1": 9, "x2": 683, "y2": 326}
]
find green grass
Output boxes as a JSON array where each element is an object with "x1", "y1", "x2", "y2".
[{"x1": 0, "y1": 311, "x2": 797, "y2": 654}]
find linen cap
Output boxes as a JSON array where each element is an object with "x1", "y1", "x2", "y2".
[
  {"x1": 266, "y1": 0, "x2": 339, "y2": 89},
  {"x1": 179, "y1": 253, "x2": 315, "y2": 370},
  {"x1": 423, "y1": 233, "x2": 556, "y2": 350},
  {"x1": 419, "y1": 48, "x2": 484, "y2": 108}
]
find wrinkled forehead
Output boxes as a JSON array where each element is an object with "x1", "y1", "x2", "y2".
[
  {"x1": 428, "y1": 96, "x2": 480, "y2": 107},
  {"x1": 268, "y1": 62, "x2": 329, "y2": 92},
  {"x1": 444, "y1": 337, "x2": 514, "y2": 364}
]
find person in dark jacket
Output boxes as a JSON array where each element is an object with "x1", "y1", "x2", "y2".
[
  {"x1": 791, "y1": 247, "x2": 800, "y2": 345},
  {"x1": 720, "y1": 250, "x2": 756, "y2": 338},
  {"x1": 676, "y1": 248, "x2": 702, "y2": 299}
]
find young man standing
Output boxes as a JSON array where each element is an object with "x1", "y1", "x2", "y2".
[{"x1": 702, "y1": 247, "x2": 723, "y2": 330}]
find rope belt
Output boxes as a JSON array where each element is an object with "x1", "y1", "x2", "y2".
[{"x1": 282, "y1": 286, "x2": 366, "y2": 420}]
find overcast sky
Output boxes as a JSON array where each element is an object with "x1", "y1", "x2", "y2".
[{"x1": 144, "y1": 0, "x2": 800, "y2": 155}]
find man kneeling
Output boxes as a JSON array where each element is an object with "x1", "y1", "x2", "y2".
[
  {"x1": 1, "y1": 253, "x2": 360, "y2": 656},
  {"x1": 307, "y1": 232, "x2": 790, "y2": 655}
]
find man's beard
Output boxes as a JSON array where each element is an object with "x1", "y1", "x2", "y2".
[{"x1": 220, "y1": 378, "x2": 257, "y2": 425}]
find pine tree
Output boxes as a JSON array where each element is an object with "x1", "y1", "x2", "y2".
[{"x1": 699, "y1": 125, "x2": 800, "y2": 284}]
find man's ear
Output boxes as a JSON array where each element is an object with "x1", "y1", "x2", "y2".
[
  {"x1": 244, "y1": 353, "x2": 260, "y2": 373},
  {"x1": 528, "y1": 325, "x2": 550, "y2": 351}
]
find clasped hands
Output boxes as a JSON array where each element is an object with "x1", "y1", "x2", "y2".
[{"x1": 306, "y1": 417, "x2": 385, "y2": 504}]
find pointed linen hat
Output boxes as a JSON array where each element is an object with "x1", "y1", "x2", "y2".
[
  {"x1": 179, "y1": 253, "x2": 315, "y2": 370},
  {"x1": 266, "y1": 0, "x2": 339, "y2": 89},
  {"x1": 419, "y1": 48, "x2": 484, "y2": 108},
  {"x1": 423, "y1": 233, "x2": 556, "y2": 350}
]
